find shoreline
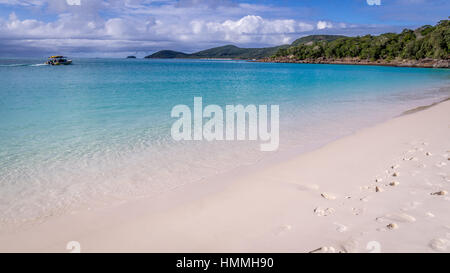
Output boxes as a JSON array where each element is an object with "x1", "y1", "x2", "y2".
[
  {"x1": 147, "y1": 57, "x2": 450, "y2": 69},
  {"x1": 401, "y1": 97, "x2": 450, "y2": 115},
  {"x1": 255, "y1": 57, "x2": 450, "y2": 69},
  {"x1": 0, "y1": 97, "x2": 449, "y2": 252}
]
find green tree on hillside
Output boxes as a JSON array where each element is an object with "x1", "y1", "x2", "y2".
[{"x1": 274, "y1": 20, "x2": 449, "y2": 61}]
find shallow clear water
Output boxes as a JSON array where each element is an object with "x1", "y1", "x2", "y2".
[{"x1": 0, "y1": 58, "x2": 449, "y2": 224}]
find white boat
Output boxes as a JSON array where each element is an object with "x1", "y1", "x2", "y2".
[{"x1": 46, "y1": 56, "x2": 72, "y2": 65}]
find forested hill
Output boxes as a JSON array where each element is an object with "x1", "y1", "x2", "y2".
[
  {"x1": 267, "y1": 20, "x2": 449, "y2": 68},
  {"x1": 145, "y1": 45, "x2": 287, "y2": 59},
  {"x1": 290, "y1": 35, "x2": 346, "y2": 47},
  {"x1": 189, "y1": 45, "x2": 285, "y2": 59},
  {"x1": 148, "y1": 50, "x2": 190, "y2": 58},
  {"x1": 144, "y1": 35, "x2": 342, "y2": 59}
]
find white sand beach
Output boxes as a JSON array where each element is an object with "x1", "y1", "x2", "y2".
[{"x1": 1, "y1": 99, "x2": 449, "y2": 253}]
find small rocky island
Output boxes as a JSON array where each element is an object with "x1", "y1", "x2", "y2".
[{"x1": 126, "y1": 56, "x2": 137, "y2": 59}]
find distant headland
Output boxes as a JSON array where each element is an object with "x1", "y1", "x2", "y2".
[
  {"x1": 145, "y1": 44, "x2": 289, "y2": 60},
  {"x1": 145, "y1": 35, "x2": 344, "y2": 60},
  {"x1": 146, "y1": 20, "x2": 449, "y2": 68}
]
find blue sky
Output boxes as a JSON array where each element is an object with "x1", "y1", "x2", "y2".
[{"x1": 0, "y1": 0, "x2": 448, "y2": 57}]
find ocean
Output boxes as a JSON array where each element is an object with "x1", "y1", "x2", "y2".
[{"x1": 0, "y1": 58, "x2": 449, "y2": 226}]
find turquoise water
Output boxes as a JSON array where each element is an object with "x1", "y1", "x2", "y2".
[{"x1": 0, "y1": 58, "x2": 449, "y2": 225}]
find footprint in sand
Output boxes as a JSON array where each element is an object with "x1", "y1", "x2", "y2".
[
  {"x1": 297, "y1": 184, "x2": 319, "y2": 191},
  {"x1": 377, "y1": 213, "x2": 416, "y2": 223},
  {"x1": 386, "y1": 223, "x2": 399, "y2": 230},
  {"x1": 389, "y1": 181, "x2": 400, "y2": 186},
  {"x1": 436, "y1": 173, "x2": 450, "y2": 182},
  {"x1": 320, "y1": 192, "x2": 337, "y2": 200},
  {"x1": 352, "y1": 207, "x2": 364, "y2": 215},
  {"x1": 431, "y1": 190, "x2": 448, "y2": 196},
  {"x1": 314, "y1": 207, "x2": 335, "y2": 216},
  {"x1": 340, "y1": 239, "x2": 359, "y2": 253},
  {"x1": 401, "y1": 201, "x2": 421, "y2": 211},
  {"x1": 426, "y1": 212, "x2": 435, "y2": 218},
  {"x1": 360, "y1": 196, "x2": 370, "y2": 202},
  {"x1": 275, "y1": 224, "x2": 292, "y2": 235},
  {"x1": 333, "y1": 222, "x2": 348, "y2": 232},
  {"x1": 309, "y1": 246, "x2": 337, "y2": 253},
  {"x1": 436, "y1": 162, "x2": 447, "y2": 168},
  {"x1": 429, "y1": 238, "x2": 449, "y2": 252}
]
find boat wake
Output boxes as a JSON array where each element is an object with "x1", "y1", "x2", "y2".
[{"x1": 0, "y1": 63, "x2": 48, "y2": 67}]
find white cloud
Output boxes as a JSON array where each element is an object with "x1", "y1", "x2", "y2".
[
  {"x1": 317, "y1": 21, "x2": 333, "y2": 30},
  {"x1": 173, "y1": 15, "x2": 316, "y2": 45},
  {"x1": 0, "y1": 0, "x2": 394, "y2": 56},
  {"x1": 0, "y1": 11, "x2": 321, "y2": 50},
  {"x1": 0, "y1": 0, "x2": 44, "y2": 5},
  {"x1": 367, "y1": 0, "x2": 381, "y2": 6},
  {"x1": 66, "y1": 0, "x2": 81, "y2": 6}
]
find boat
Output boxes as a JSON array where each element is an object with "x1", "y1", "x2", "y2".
[{"x1": 46, "y1": 56, "x2": 72, "y2": 65}]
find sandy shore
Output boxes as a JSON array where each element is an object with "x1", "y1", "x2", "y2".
[{"x1": 1, "y1": 99, "x2": 449, "y2": 253}]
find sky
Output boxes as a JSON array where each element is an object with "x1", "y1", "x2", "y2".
[{"x1": 0, "y1": 0, "x2": 448, "y2": 57}]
